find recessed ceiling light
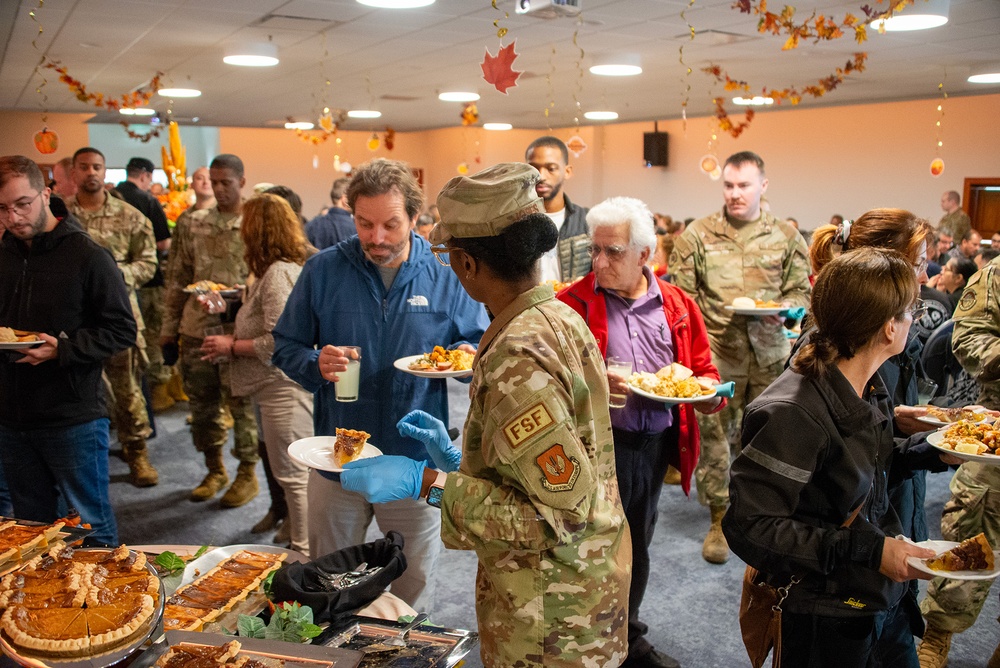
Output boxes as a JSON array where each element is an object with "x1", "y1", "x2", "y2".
[
  {"x1": 158, "y1": 88, "x2": 201, "y2": 98},
  {"x1": 348, "y1": 110, "x2": 382, "y2": 119},
  {"x1": 733, "y1": 96, "x2": 774, "y2": 106},
  {"x1": 119, "y1": 107, "x2": 156, "y2": 116},
  {"x1": 357, "y1": 0, "x2": 435, "y2": 7},
  {"x1": 871, "y1": 0, "x2": 948, "y2": 31},
  {"x1": 968, "y1": 72, "x2": 1000, "y2": 84},
  {"x1": 483, "y1": 123, "x2": 512, "y2": 131},
  {"x1": 438, "y1": 92, "x2": 480, "y2": 102},
  {"x1": 589, "y1": 64, "x2": 642, "y2": 76},
  {"x1": 284, "y1": 121, "x2": 314, "y2": 130},
  {"x1": 224, "y1": 41, "x2": 279, "y2": 67},
  {"x1": 584, "y1": 111, "x2": 618, "y2": 121}
]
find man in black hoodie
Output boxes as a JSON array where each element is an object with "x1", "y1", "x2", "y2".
[{"x1": 0, "y1": 155, "x2": 135, "y2": 546}]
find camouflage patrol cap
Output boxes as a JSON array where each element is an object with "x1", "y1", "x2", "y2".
[{"x1": 430, "y1": 162, "x2": 544, "y2": 244}]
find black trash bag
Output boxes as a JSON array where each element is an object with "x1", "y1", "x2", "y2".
[{"x1": 270, "y1": 530, "x2": 407, "y2": 624}]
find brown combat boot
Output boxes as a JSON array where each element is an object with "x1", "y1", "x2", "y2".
[
  {"x1": 125, "y1": 447, "x2": 159, "y2": 487},
  {"x1": 663, "y1": 465, "x2": 682, "y2": 485},
  {"x1": 916, "y1": 624, "x2": 952, "y2": 668},
  {"x1": 702, "y1": 504, "x2": 730, "y2": 564},
  {"x1": 150, "y1": 384, "x2": 175, "y2": 413},
  {"x1": 191, "y1": 449, "x2": 229, "y2": 501},
  {"x1": 167, "y1": 366, "x2": 189, "y2": 402},
  {"x1": 220, "y1": 462, "x2": 259, "y2": 508}
]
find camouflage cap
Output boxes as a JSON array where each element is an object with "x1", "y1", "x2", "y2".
[{"x1": 430, "y1": 162, "x2": 544, "y2": 244}]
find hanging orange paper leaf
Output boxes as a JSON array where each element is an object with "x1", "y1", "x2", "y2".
[
  {"x1": 461, "y1": 102, "x2": 479, "y2": 125},
  {"x1": 481, "y1": 41, "x2": 521, "y2": 95},
  {"x1": 384, "y1": 127, "x2": 395, "y2": 151}
]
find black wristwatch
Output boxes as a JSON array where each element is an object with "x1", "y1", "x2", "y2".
[{"x1": 425, "y1": 470, "x2": 447, "y2": 508}]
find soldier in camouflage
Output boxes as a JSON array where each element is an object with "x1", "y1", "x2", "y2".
[
  {"x1": 338, "y1": 163, "x2": 630, "y2": 668},
  {"x1": 917, "y1": 258, "x2": 1000, "y2": 668},
  {"x1": 161, "y1": 154, "x2": 259, "y2": 507},
  {"x1": 67, "y1": 147, "x2": 159, "y2": 488},
  {"x1": 670, "y1": 151, "x2": 811, "y2": 564}
]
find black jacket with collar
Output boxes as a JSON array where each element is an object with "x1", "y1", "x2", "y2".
[
  {"x1": 0, "y1": 215, "x2": 136, "y2": 429},
  {"x1": 723, "y1": 365, "x2": 916, "y2": 617},
  {"x1": 556, "y1": 194, "x2": 591, "y2": 282}
]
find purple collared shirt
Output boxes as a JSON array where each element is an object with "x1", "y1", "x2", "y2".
[{"x1": 602, "y1": 266, "x2": 675, "y2": 434}]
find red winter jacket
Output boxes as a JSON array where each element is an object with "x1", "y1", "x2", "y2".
[{"x1": 558, "y1": 273, "x2": 724, "y2": 495}]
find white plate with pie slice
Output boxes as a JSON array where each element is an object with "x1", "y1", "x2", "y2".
[
  {"x1": 905, "y1": 539, "x2": 1000, "y2": 581},
  {"x1": 724, "y1": 306, "x2": 784, "y2": 316},
  {"x1": 394, "y1": 354, "x2": 473, "y2": 378},
  {"x1": 926, "y1": 429, "x2": 1000, "y2": 464},
  {"x1": 915, "y1": 406, "x2": 994, "y2": 428},
  {"x1": 287, "y1": 435, "x2": 382, "y2": 473}
]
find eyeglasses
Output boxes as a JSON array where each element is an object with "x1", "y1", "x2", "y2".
[
  {"x1": 588, "y1": 244, "x2": 628, "y2": 261},
  {"x1": 908, "y1": 299, "x2": 928, "y2": 321},
  {"x1": 0, "y1": 191, "x2": 42, "y2": 219},
  {"x1": 430, "y1": 245, "x2": 453, "y2": 267}
]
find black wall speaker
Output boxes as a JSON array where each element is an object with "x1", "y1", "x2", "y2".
[{"x1": 643, "y1": 132, "x2": 669, "y2": 167}]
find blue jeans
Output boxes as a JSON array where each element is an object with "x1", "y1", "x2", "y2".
[{"x1": 0, "y1": 418, "x2": 118, "y2": 546}]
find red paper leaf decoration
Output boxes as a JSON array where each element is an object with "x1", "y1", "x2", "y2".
[{"x1": 481, "y1": 41, "x2": 522, "y2": 95}]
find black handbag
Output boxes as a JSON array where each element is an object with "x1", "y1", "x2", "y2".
[{"x1": 270, "y1": 530, "x2": 408, "y2": 624}]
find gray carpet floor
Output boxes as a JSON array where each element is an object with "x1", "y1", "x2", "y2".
[{"x1": 110, "y1": 381, "x2": 1000, "y2": 667}]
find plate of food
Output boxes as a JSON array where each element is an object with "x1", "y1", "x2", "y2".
[
  {"x1": 905, "y1": 534, "x2": 1000, "y2": 581},
  {"x1": 394, "y1": 346, "x2": 474, "y2": 378},
  {"x1": 724, "y1": 297, "x2": 784, "y2": 316},
  {"x1": 916, "y1": 405, "x2": 997, "y2": 428},
  {"x1": 626, "y1": 363, "x2": 718, "y2": 404},
  {"x1": 926, "y1": 420, "x2": 1000, "y2": 464},
  {"x1": 288, "y1": 430, "x2": 382, "y2": 473},
  {"x1": 0, "y1": 328, "x2": 43, "y2": 350},
  {"x1": 183, "y1": 280, "x2": 235, "y2": 295}
]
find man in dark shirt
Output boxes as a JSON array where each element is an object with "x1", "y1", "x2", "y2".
[
  {"x1": 305, "y1": 177, "x2": 354, "y2": 250},
  {"x1": 0, "y1": 155, "x2": 136, "y2": 545},
  {"x1": 116, "y1": 157, "x2": 173, "y2": 408}
]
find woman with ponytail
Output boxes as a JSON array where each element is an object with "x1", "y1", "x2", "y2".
[{"x1": 723, "y1": 248, "x2": 954, "y2": 667}]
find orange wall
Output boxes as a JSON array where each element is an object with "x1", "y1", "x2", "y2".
[
  {"x1": 2, "y1": 93, "x2": 998, "y2": 228},
  {"x1": 0, "y1": 111, "x2": 94, "y2": 166}
]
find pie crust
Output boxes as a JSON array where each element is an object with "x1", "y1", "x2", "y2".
[
  {"x1": 156, "y1": 640, "x2": 243, "y2": 668},
  {"x1": 334, "y1": 428, "x2": 369, "y2": 468},
  {"x1": 927, "y1": 533, "x2": 996, "y2": 572},
  {"x1": 162, "y1": 550, "x2": 285, "y2": 633},
  {"x1": 0, "y1": 545, "x2": 158, "y2": 657},
  {"x1": 0, "y1": 522, "x2": 65, "y2": 565}
]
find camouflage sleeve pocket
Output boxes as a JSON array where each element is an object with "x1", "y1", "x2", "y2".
[{"x1": 488, "y1": 384, "x2": 595, "y2": 511}]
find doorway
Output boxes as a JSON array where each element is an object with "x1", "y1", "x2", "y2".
[{"x1": 964, "y1": 178, "x2": 1000, "y2": 238}]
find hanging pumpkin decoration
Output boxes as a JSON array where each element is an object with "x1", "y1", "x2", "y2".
[
  {"x1": 930, "y1": 158, "x2": 945, "y2": 177},
  {"x1": 461, "y1": 103, "x2": 479, "y2": 126},
  {"x1": 367, "y1": 133, "x2": 380, "y2": 151},
  {"x1": 33, "y1": 127, "x2": 59, "y2": 155}
]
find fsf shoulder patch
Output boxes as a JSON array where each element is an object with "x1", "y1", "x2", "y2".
[
  {"x1": 958, "y1": 288, "x2": 977, "y2": 312},
  {"x1": 503, "y1": 402, "x2": 554, "y2": 449},
  {"x1": 535, "y1": 444, "x2": 580, "y2": 492}
]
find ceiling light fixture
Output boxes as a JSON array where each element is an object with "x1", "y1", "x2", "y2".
[
  {"x1": 584, "y1": 111, "x2": 619, "y2": 121},
  {"x1": 438, "y1": 91, "x2": 480, "y2": 102},
  {"x1": 589, "y1": 54, "x2": 642, "y2": 77},
  {"x1": 733, "y1": 96, "x2": 774, "y2": 106},
  {"x1": 872, "y1": 0, "x2": 948, "y2": 31},
  {"x1": 119, "y1": 107, "x2": 156, "y2": 116},
  {"x1": 968, "y1": 72, "x2": 1000, "y2": 84},
  {"x1": 483, "y1": 122, "x2": 513, "y2": 130},
  {"x1": 224, "y1": 41, "x2": 279, "y2": 67},
  {"x1": 357, "y1": 0, "x2": 435, "y2": 7},
  {"x1": 284, "y1": 121, "x2": 314, "y2": 130},
  {"x1": 158, "y1": 88, "x2": 201, "y2": 98},
  {"x1": 348, "y1": 110, "x2": 382, "y2": 118}
]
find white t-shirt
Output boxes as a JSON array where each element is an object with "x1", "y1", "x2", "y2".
[{"x1": 539, "y1": 208, "x2": 567, "y2": 283}]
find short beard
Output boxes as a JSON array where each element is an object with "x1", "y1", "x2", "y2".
[
  {"x1": 541, "y1": 182, "x2": 562, "y2": 202},
  {"x1": 363, "y1": 239, "x2": 408, "y2": 267}
]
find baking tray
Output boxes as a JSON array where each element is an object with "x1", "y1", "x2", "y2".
[
  {"x1": 129, "y1": 630, "x2": 363, "y2": 668},
  {"x1": 0, "y1": 548, "x2": 165, "y2": 668},
  {"x1": 0, "y1": 518, "x2": 92, "y2": 577},
  {"x1": 323, "y1": 616, "x2": 478, "y2": 668}
]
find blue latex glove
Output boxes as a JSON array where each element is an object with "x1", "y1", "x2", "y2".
[
  {"x1": 340, "y1": 456, "x2": 425, "y2": 503},
  {"x1": 784, "y1": 328, "x2": 799, "y2": 340},
  {"x1": 779, "y1": 307, "x2": 806, "y2": 320},
  {"x1": 715, "y1": 381, "x2": 736, "y2": 398},
  {"x1": 397, "y1": 410, "x2": 462, "y2": 473}
]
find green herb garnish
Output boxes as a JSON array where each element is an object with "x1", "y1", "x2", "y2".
[{"x1": 236, "y1": 602, "x2": 321, "y2": 643}]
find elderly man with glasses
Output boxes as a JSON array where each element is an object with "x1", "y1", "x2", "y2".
[
  {"x1": 558, "y1": 196, "x2": 728, "y2": 668},
  {"x1": 0, "y1": 155, "x2": 136, "y2": 546}
]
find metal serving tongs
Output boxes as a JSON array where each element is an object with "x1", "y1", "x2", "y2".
[{"x1": 383, "y1": 612, "x2": 429, "y2": 648}]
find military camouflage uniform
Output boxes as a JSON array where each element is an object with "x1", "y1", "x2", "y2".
[
  {"x1": 670, "y1": 208, "x2": 811, "y2": 506},
  {"x1": 922, "y1": 260, "x2": 1000, "y2": 632},
  {"x1": 438, "y1": 285, "x2": 631, "y2": 668},
  {"x1": 162, "y1": 207, "x2": 258, "y2": 464},
  {"x1": 68, "y1": 194, "x2": 155, "y2": 455}
]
